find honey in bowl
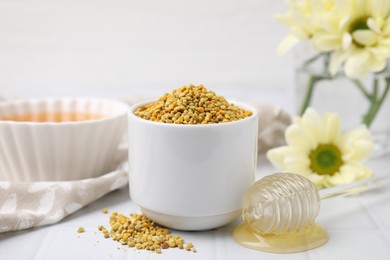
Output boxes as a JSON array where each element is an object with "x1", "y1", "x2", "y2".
[{"x1": 0, "y1": 112, "x2": 106, "y2": 122}]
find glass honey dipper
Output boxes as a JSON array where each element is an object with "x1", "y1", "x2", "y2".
[{"x1": 233, "y1": 172, "x2": 389, "y2": 253}]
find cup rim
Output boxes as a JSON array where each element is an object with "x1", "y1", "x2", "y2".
[
  {"x1": 0, "y1": 97, "x2": 129, "y2": 126},
  {"x1": 128, "y1": 98, "x2": 258, "y2": 128}
]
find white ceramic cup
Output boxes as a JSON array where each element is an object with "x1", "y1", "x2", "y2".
[{"x1": 128, "y1": 100, "x2": 258, "y2": 230}]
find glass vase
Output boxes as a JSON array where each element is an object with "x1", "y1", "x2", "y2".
[{"x1": 295, "y1": 47, "x2": 390, "y2": 156}]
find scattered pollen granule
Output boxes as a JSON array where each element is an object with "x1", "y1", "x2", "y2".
[
  {"x1": 98, "y1": 212, "x2": 196, "y2": 254},
  {"x1": 77, "y1": 227, "x2": 85, "y2": 233}
]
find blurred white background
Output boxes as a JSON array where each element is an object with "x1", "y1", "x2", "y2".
[{"x1": 0, "y1": 0, "x2": 294, "y2": 109}]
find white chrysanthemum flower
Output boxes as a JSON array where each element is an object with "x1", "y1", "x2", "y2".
[
  {"x1": 311, "y1": 0, "x2": 390, "y2": 79},
  {"x1": 267, "y1": 108, "x2": 373, "y2": 189},
  {"x1": 276, "y1": 0, "x2": 337, "y2": 54}
]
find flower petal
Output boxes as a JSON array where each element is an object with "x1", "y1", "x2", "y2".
[
  {"x1": 367, "y1": 18, "x2": 381, "y2": 34},
  {"x1": 339, "y1": 162, "x2": 373, "y2": 181},
  {"x1": 305, "y1": 174, "x2": 326, "y2": 189},
  {"x1": 323, "y1": 112, "x2": 341, "y2": 143},
  {"x1": 321, "y1": 14, "x2": 341, "y2": 32},
  {"x1": 277, "y1": 34, "x2": 301, "y2": 55},
  {"x1": 344, "y1": 49, "x2": 371, "y2": 79},
  {"x1": 322, "y1": 161, "x2": 373, "y2": 187},
  {"x1": 285, "y1": 124, "x2": 318, "y2": 152},
  {"x1": 352, "y1": 30, "x2": 378, "y2": 46},
  {"x1": 370, "y1": 45, "x2": 390, "y2": 60},
  {"x1": 299, "y1": 108, "x2": 327, "y2": 143},
  {"x1": 323, "y1": 173, "x2": 349, "y2": 187},
  {"x1": 267, "y1": 146, "x2": 308, "y2": 170},
  {"x1": 266, "y1": 147, "x2": 288, "y2": 169},
  {"x1": 342, "y1": 32, "x2": 352, "y2": 50},
  {"x1": 383, "y1": 17, "x2": 390, "y2": 34},
  {"x1": 367, "y1": 54, "x2": 387, "y2": 72},
  {"x1": 329, "y1": 50, "x2": 347, "y2": 75},
  {"x1": 370, "y1": 0, "x2": 390, "y2": 19},
  {"x1": 283, "y1": 155, "x2": 311, "y2": 172},
  {"x1": 291, "y1": 26, "x2": 311, "y2": 39},
  {"x1": 311, "y1": 33, "x2": 341, "y2": 52},
  {"x1": 354, "y1": 0, "x2": 369, "y2": 17},
  {"x1": 340, "y1": 125, "x2": 373, "y2": 161}
]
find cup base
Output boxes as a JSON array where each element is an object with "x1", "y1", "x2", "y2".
[{"x1": 140, "y1": 207, "x2": 241, "y2": 231}]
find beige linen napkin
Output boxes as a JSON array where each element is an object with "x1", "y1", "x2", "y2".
[
  {"x1": 254, "y1": 103, "x2": 291, "y2": 153},
  {"x1": 0, "y1": 164, "x2": 128, "y2": 233},
  {"x1": 0, "y1": 96, "x2": 291, "y2": 233}
]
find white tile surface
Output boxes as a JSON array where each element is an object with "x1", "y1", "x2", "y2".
[
  {"x1": 34, "y1": 227, "x2": 218, "y2": 260},
  {"x1": 1, "y1": 154, "x2": 390, "y2": 260},
  {"x1": 308, "y1": 231, "x2": 390, "y2": 260},
  {"x1": 318, "y1": 198, "x2": 379, "y2": 230}
]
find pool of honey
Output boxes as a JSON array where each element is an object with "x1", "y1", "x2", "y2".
[
  {"x1": 233, "y1": 222, "x2": 328, "y2": 253},
  {"x1": 0, "y1": 112, "x2": 106, "y2": 122}
]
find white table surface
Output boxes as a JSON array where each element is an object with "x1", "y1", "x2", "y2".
[{"x1": 1, "y1": 153, "x2": 390, "y2": 260}]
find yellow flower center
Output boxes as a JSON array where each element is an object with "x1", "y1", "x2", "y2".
[
  {"x1": 309, "y1": 144, "x2": 343, "y2": 176},
  {"x1": 348, "y1": 16, "x2": 373, "y2": 48},
  {"x1": 349, "y1": 16, "x2": 369, "y2": 32}
]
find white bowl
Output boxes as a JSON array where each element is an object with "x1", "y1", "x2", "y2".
[
  {"x1": 0, "y1": 97, "x2": 128, "y2": 182},
  {"x1": 128, "y1": 100, "x2": 258, "y2": 230}
]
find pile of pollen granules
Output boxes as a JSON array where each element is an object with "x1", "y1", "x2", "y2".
[
  {"x1": 98, "y1": 211, "x2": 196, "y2": 254},
  {"x1": 134, "y1": 84, "x2": 253, "y2": 124}
]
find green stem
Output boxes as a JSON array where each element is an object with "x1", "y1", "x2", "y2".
[
  {"x1": 302, "y1": 53, "x2": 324, "y2": 68},
  {"x1": 363, "y1": 79, "x2": 379, "y2": 124},
  {"x1": 299, "y1": 75, "x2": 320, "y2": 115},
  {"x1": 351, "y1": 79, "x2": 371, "y2": 100},
  {"x1": 373, "y1": 79, "x2": 378, "y2": 101},
  {"x1": 363, "y1": 77, "x2": 390, "y2": 128}
]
